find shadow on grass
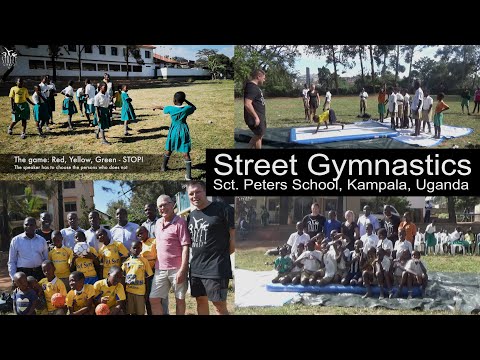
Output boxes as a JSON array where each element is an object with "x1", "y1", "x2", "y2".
[
  {"x1": 46, "y1": 129, "x2": 96, "y2": 136},
  {"x1": 136, "y1": 126, "x2": 170, "y2": 134},
  {"x1": 117, "y1": 133, "x2": 167, "y2": 143}
]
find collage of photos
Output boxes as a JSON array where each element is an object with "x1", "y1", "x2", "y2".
[{"x1": 1, "y1": 43, "x2": 479, "y2": 316}]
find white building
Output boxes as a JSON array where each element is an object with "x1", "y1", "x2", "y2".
[{"x1": 2, "y1": 45, "x2": 211, "y2": 80}]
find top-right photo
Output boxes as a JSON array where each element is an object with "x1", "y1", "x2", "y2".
[{"x1": 235, "y1": 45, "x2": 479, "y2": 149}]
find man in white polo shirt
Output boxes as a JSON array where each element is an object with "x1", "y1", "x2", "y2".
[
  {"x1": 411, "y1": 80, "x2": 424, "y2": 136},
  {"x1": 110, "y1": 208, "x2": 139, "y2": 251}
]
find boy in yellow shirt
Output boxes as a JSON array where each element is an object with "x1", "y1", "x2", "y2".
[
  {"x1": 39, "y1": 260, "x2": 67, "y2": 315},
  {"x1": 49, "y1": 230, "x2": 73, "y2": 291},
  {"x1": 66, "y1": 271, "x2": 96, "y2": 315},
  {"x1": 8, "y1": 78, "x2": 36, "y2": 139},
  {"x1": 137, "y1": 226, "x2": 157, "y2": 314},
  {"x1": 97, "y1": 228, "x2": 129, "y2": 279},
  {"x1": 122, "y1": 241, "x2": 153, "y2": 315},
  {"x1": 93, "y1": 266, "x2": 126, "y2": 315},
  {"x1": 70, "y1": 231, "x2": 100, "y2": 285}
]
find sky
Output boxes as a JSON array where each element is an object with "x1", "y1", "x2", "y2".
[
  {"x1": 295, "y1": 45, "x2": 440, "y2": 78},
  {"x1": 153, "y1": 45, "x2": 234, "y2": 60},
  {"x1": 93, "y1": 181, "x2": 130, "y2": 213}
]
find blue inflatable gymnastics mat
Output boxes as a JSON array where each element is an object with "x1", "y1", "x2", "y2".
[
  {"x1": 266, "y1": 283, "x2": 422, "y2": 297},
  {"x1": 289, "y1": 120, "x2": 398, "y2": 145}
]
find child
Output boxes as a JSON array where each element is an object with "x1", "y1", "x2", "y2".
[
  {"x1": 49, "y1": 230, "x2": 73, "y2": 291},
  {"x1": 332, "y1": 239, "x2": 350, "y2": 284},
  {"x1": 46, "y1": 75, "x2": 57, "y2": 125},
  {"x1": 120, "y1": 84, "x2": 137, "y2": 136},
  {"x1": 61, "y1": 80, "x2": 78, "y2": 130},
  {"x1": 374, "y1": 248, "x2": 392, "y2": 299},
  {"x1": 293, "y1": 240, "x2": 324, "y2": 285},
  {"x1": 433, "y1": 92, "x2": 449, "y2": 139},
  {"x1": 317, "y1": 240, "x2": 337, "y2": 285},
  {"x1": 313, "y1": 109, "x2": 344, "y2": 133},
  {"x1": 377, "y1": 86, "x2": 387, "y2": 123},
  {"x1": 114, "y1": 85, "x2": 123, "y2": 109},
  {"x1": 84, "y1": 78, "x2": 96, "y2": 127},
  {"x1": 361, "y1": 246, "x2": 377, "y2": 298},
  {"x1": 93, "y1": 82, "x2": 111, "y2": 145},
  {"x1": 12, "y1": 272, "x2": 38, "y2": 315},
  {"x1": 93, "y1": 266, "x2": 126, "y2": 315},
  {"x1": 361, "y1": 223, "x2": 378, "y2": 254},
  {"x1": 342, "y1": 239, "x2": 363, "y2": 286},
  {"x1": 392, "y1": 249, "x2": 410, "y2": 292},
  {"x1": 271, "y1": 246, "x2": 294, "y2": 285},
  {"x1": 97, "y1": 228, "x2": 129, "y2": 280},
  {"x1": 70, "y1": 231, "x2": 100, "y2": 285},
  {"x1": 153, "y1": 91, "x2": 196, "y2": 180},
  {"x1": 314, "y1": 232, "x2": 325, "y2": 251},
  {"x1": 31, "y1": 85, "x2": 49, "y2": 137},
  {"x1": 377, "y1": 228, "x2": 393, "y2": 260},
  {"x1": 136, "y1": 226, "x2": 157, "y2": 271},
  {"x1": 387, "y1": 87, "x2": 397, "y2": 129},
  {"x1": 26, "y1": 276, "x2": 47, "y2": 313},
  {"x1": 393, "y1": 228, "x2": 413, "y2": 260},
  {"x1": 66, "y1": 271, "x2": 95, "y2": 315},
  {"x1": 8, "y1": 78, "x2": 35, "y2": 139},
  {"x1": 121, "y1": 241, "x2": 154, "y2": 315},
  {"x1": 397, "y1": 250, "x2": 428, "y2": 299},
  {"x1": 422, "y1": 90, "x2": 433, "y2": 133},
  {"x1": 76, "y1": 85, "x2": 86, "y2": 117},
  {"x1": 289, "y1": 243, "x2": 305, "y2": 285},
  {"x1": 39, "y1": 260, "x2": 68, "y2": 315}
]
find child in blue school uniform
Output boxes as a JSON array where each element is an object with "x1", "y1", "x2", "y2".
[{"x1": 120, "y1": 84, "x2": 136, "y2": 136}]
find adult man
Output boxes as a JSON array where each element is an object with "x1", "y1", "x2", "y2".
[
  {"x1": 8, "y1": 217, "x2": 49, "y2": 282},
  {"x1": 411, "y1": 80, "x2": 424, "y2": 136},
  {"x1": 187, "y1": 181, "x2": 234, "y2": 315},
  {"x1": 286, "y1": 222, "x2": 310, "y2": 256},
  {"x1": 35, "y1": 212, "x2": 54, "y2": 251},
  {"x1": 149, "y1": 195, "x2": 191, "y2": 315},
  {"x1": 61, "y1": 213, "x2": 85, "y2": 249},
  {"x1": 323, "y1": 88, "x2": 332, "y2": 111},
  {"x1": 302, "y1": 203, "x2": 326, "y2": 240},
  {"x1": 380, "y1": 205, "x2": 401, "y2": 246},
  {"x1": 357, "y1": 205, "x2": 380, "y2": 237},
  {"x1": 110, "y1": 208, "x2": 139, "y2": 250},
  {"x1": 141, "y1": 203, "x2": 158, "y2": 238},
  {"x1": 399, "y1": 212, "x2": 417, "y2": 248},
  {"x1": 359, "y1": 88, "x2": 368, "y2": 115},
  {"x1": 84, "y1": 211, "x2": 111, "y2": 251},
  {"x1": 244, "y1": 69, "x2": 266, "y2": 149}
]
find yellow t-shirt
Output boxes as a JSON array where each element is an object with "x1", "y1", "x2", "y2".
[
  {"x1": 98, "y1": 242, "x2": 129, "y2": 278},
  {"x1": 9, "y1": 86, "x2": 30, "y2": 103},
  {"x1": 74, "y1": 247, "x2": 98, "y2": 278},
  {"x1": 39, "y1": 277, "x2": 68, "y2": 312},
  {"x1": 49, "y1": 246, "x2": 73, "y2": 279},
  {"x1": 93, "y1": 279, "x2": 126, "y2": 309},
  {"x1": 140, "y1": 238, "x2": 157, "y2": 270},
  {"x1": 66, "y1": 284, "x2": 96, "y2": 313},
  {"x1": 121, "y1": 256, "x2": 153, "y2": 295}
]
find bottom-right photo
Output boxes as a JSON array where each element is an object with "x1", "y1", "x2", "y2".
[{"x1": 235, "y1": 195, "x2": 480, "y2": 315}]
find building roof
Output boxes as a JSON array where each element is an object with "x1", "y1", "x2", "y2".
[
  {"x1": 153, "y1": 54, "x2": 180, "y2": 64},
  {"x1": 95, "y1": 209, "x2": 112, "y2": 219},
  {"x1": 140, "y1": 45, "x2": 156, "y2": 49}
]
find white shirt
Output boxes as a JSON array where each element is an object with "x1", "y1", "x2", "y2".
[
  {"x1": 414, "y1": 233, "x2": 424, "y2": 246},
  {"x1": 394, "y1": 240, "x2": 412, "y2": 259},
  {"x1": 396, "y1": 93, "x2": 404, "y2": 106},
  {"x1": 388, "y1": 93, "x2": 397, "y2": 113},
  {"x1": 85, "y1": 84, "x2": 96, "y2": 105},
  {"x1": 84, "y1": 226, "x2": 112, "y2": 252},
  {"x1": 31, "y1": 92, "x2": 45, "y2": 105},
  {"x1": 111, "y1": 222, "x2": 139, "y2": 250},
  {"x1": 94, "y1": 92, "x2": 110, "y2": 108},
  {"x1": 296, "y1": 250, "x2": 323, "y2": 272},
  {"x1": 360, "y1": 91, "x2": 368, "y2": 99},
  {"x1": 412, "y1": 87, "x2": 424, "y2": 111},
  {"x1": 8, "y1": 232, "x2": 49, "y2": 279},
  {"x1": 377, "y1": 238, "x2": 394, "y2": 258},
  {"x1": 425, "y1": 224, "x2": 436, "y2": 234},
  {"x1": 423, "y1": 95, "x2": 433, "y2": 110},
  {"x1": 287, "y1": 232, "x2": 310, "y2": 255},
  {"x1": 141, "y1": 217, "x2": 159, "y2": 238},
  {"x1": 323, "y1": 248, "x2": 337, "y2": 278},
  {"x1": 62, "y1": 85, "x2": 74, "y2": 98},
  {"x1": 404, "y1": 93, "x2": 410, "y2": 107},
  {"x1": 380, "y1": 256, "x2": 391, "y2": 272},
  {"x1": 361, "y1": 233, "x2": 379, "y2": 254},
  {"x1": 76, "y1": 87, "x2": 84, "y2": 97},
  {"x1": 406, "y1": 259, "x2": 426, "y2": 276},
  {"x1": 302, "y1": 88, "x2": 309, "y2": 99},
  {"x1": 39, "y1": 82, "x2": 50, "y2": 98},
  {"x1": 357, "y1": 214, "x2": 380, "y2": 236},
  {"x1": 325, "y1": 91, "x2": 332, "y2": 102},
  {"x1": 61, "y1": 227, "x2": 85, "y2": 249}
]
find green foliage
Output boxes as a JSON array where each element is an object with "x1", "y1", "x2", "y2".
[
  {"x1": 79, "y1": 196, "x2": 95, "y2": 230},
  {"x1": 105, "y1": 199, "x2": 128, "y2": 228}
]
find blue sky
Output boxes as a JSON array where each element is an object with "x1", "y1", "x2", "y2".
[
  {"x1": 93, "y1": 181, "x2": 130, "y2": 213},
  {"x1": 295, "y1": 46, "x2": 439, "y2": 78},
  {"x1": 154, "y1": 45, "x2": 233, "y2": 60}
]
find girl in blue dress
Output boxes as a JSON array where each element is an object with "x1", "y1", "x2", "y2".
[
  {"x1": 153, "y1": 91, "x2": 196, "y2": 180},
  {"x1": 120, "y1": 85, "x2": 136, "y2": 136}
]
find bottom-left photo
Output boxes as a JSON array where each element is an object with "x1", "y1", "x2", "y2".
[{"x1": 0, "y1": 180, "x2": 235, "y2": 315}]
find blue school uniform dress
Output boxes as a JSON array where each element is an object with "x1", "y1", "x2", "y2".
[
  {"x1": 32, "y1": 93, "x2": 50, "y2": 123},
  {"x1": 164, "y1": 104, "x2": 196, "y2": 153},
  {"x1": 120, "y1": 91, "x2": 136, "y2": 122},
  {"x1": 61, "y1": 86, "x2": 78, "y2": 115}
]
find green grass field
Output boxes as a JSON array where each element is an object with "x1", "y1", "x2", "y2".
[
  {"x1": 235, "y1": 246, "x2": 480, "y2": 315},
  {"x1": 234, "y1": 95, "x2": 480, "y2": 148},
  {"x1": 1, "y1": 80, "x2": 234, "y2": 180}
]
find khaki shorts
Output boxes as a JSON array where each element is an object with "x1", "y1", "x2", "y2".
[
  {"x1": 412, "y1": 109, "x2": 420, "y2": 120},
  {"x1": 397, "y1": 106, "x2": 403, "y2": 118},
  {"x1": 303, "y1": 98, "x2": 309, "y2": 110},
  {"x1": 149, "y1": 268, "x2": 188, "y2": 300},
  {"x1": 127, "y1": 292, "x2": 146, "y2": 315},
  {"x1": 422, "y1": 109, "x2": 431, "y2": 122},
  {"x1": 324, "y1": 102, "x2": 331, "y2": 110}
]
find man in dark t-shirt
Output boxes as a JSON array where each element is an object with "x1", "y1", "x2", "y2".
[
  {"x1": 380, "y1": 205, "x2": 401, "y2": 246},
  {"x1": 35, "y1": 212, "x2": 54, "y2": 251},
  {"x1": 244, "y1": 69, "x2": 266, "y2": 149},
  {"x1": 187, "y1": 181, "x2": 234, "y2": 315},
  {"x1": 302, "y1": 203, "x2": 326, "y2": 240}
]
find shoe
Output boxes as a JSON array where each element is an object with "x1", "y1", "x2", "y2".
[
  {"x1": 379, "y1": 294, "x2": 384, "y2": 300},
  {"x1": 68, "y1": 127, "x2": 74, "y2": 131},
  {"x1": 341, "y1": 124, "x2": 344, "y2": 130},
  {"x1": 126, "y1": 126, "x2": 132, "y2": 130},
  {"x1": 95, "y1": 130, "x2": 99, "y2": 139},
  {"x1": 20, "y1": 133, "x2": 26, "y2": 139},
  {"x1": 7, "y1": 128, "x2": 12, "y2": 135},
  {"x1": 124, "y1": 132, "x2": 130, "y2": 136}
]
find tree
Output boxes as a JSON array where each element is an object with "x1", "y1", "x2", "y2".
[
  {"x1": 106, "y1": 199, "x2": 129, "y2": 228},
  {"x1": 79, "y1": 196, "x2": 95, "y2": 229},
  {"x1": 10, "y1": 187, "x2": 45, "y2": 220},
  {"x1": 316, "y1": 66, "x2": 332, "y2": 90},
  {"x1": 436, "y1": 45, "x2": 480, "y2": 87},
  {"x1": 123, "y1": 45, "x2": 143, "y2": 79},
  {"x1": 47, "y1": 45, "x2": 64, "y2": 82},
  {"x1": 368, "y1": 45, "x2": 376, "y2": 86},
  {"x1": 389, "y1": 45, "x2": 406, "y2": 84},
  {"x1": 344, "y1": 45, "x2": 366, "y2": 87},
  {"x1": 370, "y1": 197, "x2": 411, "y2": 217},
  {"x1": 196, "y1": 48, "x2": 218, "y2": 68}
]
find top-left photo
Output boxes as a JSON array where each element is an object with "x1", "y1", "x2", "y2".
[{"x1": 0, "y1": 45, "x2": 234, "y2": 181}]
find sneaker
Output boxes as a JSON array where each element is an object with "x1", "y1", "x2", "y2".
[
  {"x1": 185, "y1": 175, "x2": 192, "y2": 181},
  {"x1": 7, "y1": 128, "x2": 12, "y2": 135},
  {"x1": 20, "y1": 133, "x2": 26, "y2": 139}
]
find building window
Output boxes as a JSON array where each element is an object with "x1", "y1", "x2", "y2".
[
  {"x1": 82, "y1": 63, "x2": 96, "y2": 71},
  {"x1": 121, "y1": 65, "x2": 131, "y2": 72},
  {"x1": 84, "y1": 45, "x2": 92, "y2": 53},
  {"x1": 123, "y1": 48, "x2": 126, "y2": 57},
  {"x1": 29, "y1": 60, "x2": 45, "y2": 69},
  {"x1": 97, "y1": 63, "x2": 108, "y2": 72},
  {"x1": 99, "y1": 46, "x2": 106, "y2": 55},
  {"x1": 145, "y1": 50, "x2": 151, "y2": 58},
  {"x1": 132, "y1": 49, "x2": 140, "y2": 58},
  {"x1": 46, "y1": 61, "x2": 65, "y2": 70},
  {"x1": 63, "y1": 181, "x2": 76, "y2": 189},
  {"x1": 109, "y1": 64, "x2": 120, "y2": 71},
  {"x1": 64, "y1": 202, "x2": 77, "y2": 212},
  {"x1": 68, "y1": 45, "x2": 76, "y2": 52},
  {"x1": 111, "y1": 47, "x2": 118, "y2": 56},
  {"x1": 66, "y1": 62, "x2": 80, "y2": 70},
  {"x1": 132, "y1": 65, "x2": 142, "y2": 72}
]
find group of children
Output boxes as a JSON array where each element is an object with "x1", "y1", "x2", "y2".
[
  {"x1": 12, "y1": 226, "x2": 157, "y2": 315},
  {"x1": 272, "y1": 225, "x2": 428, "y2": 300}
]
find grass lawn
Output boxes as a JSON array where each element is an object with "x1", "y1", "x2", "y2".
[
  {"x1": 0, "y1": 80, "x2": 234, "y2": 180},
  {"x1": 235, "y1": 245, "x2": 480, "y2": 315},
  {"x1": 234, "y1": 95, "x2": 480, "y2": 148}
]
